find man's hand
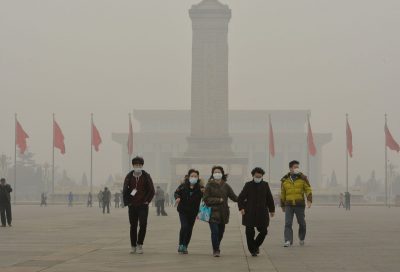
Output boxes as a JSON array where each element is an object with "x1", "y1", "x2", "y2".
[
  {"x1": 176, "y1": 198, "x2": 181, "y2": 204},
  {"x1": 307, "y1": 201, "x2": 312, "y2": 208},
  {"x1": 240, "y1": 209, "x2": 245, "y2": 215},
  {"x1": 220, "y1": 198, "x2": 224, "y2": 203},
  {"x1": 270, "y1": 212, "x2": 275, "y2": 218},
  {"x1": 281, "y1": 207, "x2": 285, "y2": 212}
]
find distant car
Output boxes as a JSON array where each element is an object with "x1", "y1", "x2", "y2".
[{"x1": 395, "y1": 195, "x2": 400, "y2": 207}]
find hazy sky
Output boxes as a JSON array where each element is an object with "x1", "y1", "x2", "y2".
[{"x1": 1, "y1": 0, "x2": 399, "y2": 185}]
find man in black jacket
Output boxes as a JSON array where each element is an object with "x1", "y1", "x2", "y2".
[
  {"x1": 0, "y1": 178, "x2": 13, "y2": 227},
  {"x1": 122, "y1": 156, "x2": 155, "y2": 255},
  {"x1": 238, "y1": 168, "x2": 275, "y2": 256}
]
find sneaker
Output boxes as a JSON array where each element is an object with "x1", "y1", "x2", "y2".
[
  {"x1": 8, "y1": 224, "x2": 12, "y2": 227},
  {"x1": 178, "y1": 245, "x2": 183, "y2": 253},
  {"x1": 283, "y1": 241, "x2": 291, "y2": 247},
  {"x1": 1, "y1": 225, "x2": 6, "y2": 228},
  {"x1": 136, "y1": 244, "x2": 143, "y2": 254},
  {"x1": 182, "y1": 245, "x2": 188, "y2": 254},
  {"x1": 213, "y1": 250, "x2": 220, "y2": 257},
  {"x1": 130, "y1": 247, "x2": 136, "y2": 254},
  {"x1": 299, "y1": 240, "x2": 305, "y2": 246}
]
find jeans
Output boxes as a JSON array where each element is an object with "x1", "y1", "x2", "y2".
[
  {"x1": 209, "y1": 222, "x2": 226, "y2": 251},
  {"x1": 245, "y1": 226, "x2": 268, "y2": 253},
  {"x1": 0, "y1": 202, "x2": 12, "y2": 226},
  {"x1": 129, "y1": 204, "x2": 149, "y2": 247},
  {"x1": 179, "y1": 213, "x2": 196, "y2": 247},
  {"x1": 284, "y1": 205, "x2": 306, "y2": 243}
]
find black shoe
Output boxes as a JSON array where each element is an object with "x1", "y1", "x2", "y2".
[
  {"x1": 8, "y1": 224, "x2": 12, "y2": 227},
  {"x1": 251, "y1": 252, "x2": 258, "y2": 257},
  {"x1": 1, "y1": 225, "x2": 6, "y2": 228},
  {"x1": 255, "y1": 247, "x2": 260, "y2": 254}
]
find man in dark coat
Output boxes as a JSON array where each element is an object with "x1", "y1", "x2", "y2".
[
  {"x1": 0, "y1": 178, "x2": 13, "y2": 227},
  {"x1": 238, "y1": 167, "x2": 275, "y2": 256},
  {"x1": 122, "y1": 156, "x2": 155, "y2": 254},
  {"x1": 102, "y1": 187, "x2": 111, "y2": 214}
]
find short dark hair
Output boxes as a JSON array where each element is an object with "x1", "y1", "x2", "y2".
[
  {"x1": 132, "y1": 156, "x2": 144, "y2": 165},
  {"x1": 0, "y1": 178, "x2": 5, "y2": 182},
  {"x1": 251, "y1": 167, "x2": 265, "y2": 176},
  {"x1": 289, "y1": 160, "x2": 300, "y2": 168}
]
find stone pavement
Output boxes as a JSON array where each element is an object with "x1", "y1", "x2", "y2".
[{"x1": 0, "y1": 205, "x2": 399, "y2": 272}]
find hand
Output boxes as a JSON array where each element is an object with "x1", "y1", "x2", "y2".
[
  {"x1": 220, "y1": 198, "x2": 224, "y2": 203},
  {"x1": 144, "y1": 202, "x2": 149, "y2": 205},
  {"x1": 176, "y1": 198, "x2": 181, "y2": 204},
  {"x1": 200, "y1": 188, "x2": 205, "y2": 193},
  {"x1": 307, "y1": 201, "x2": 312, "y2": 208},
  {"x1": 281, "y1": 207, "x2": 285, "y2": 212},
  {"x1": 240, "y1": 209, "x2": 245, "y2": 215},
  {"x1": 270, "y1": 212, "x2": 275, "y2": 218}
]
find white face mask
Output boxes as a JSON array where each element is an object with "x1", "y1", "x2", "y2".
[
  {"x1": 254, "y1": 177, "x2": 262, "y2": 183},
  {"x1": 293, "y1": 168, "x2": 301, "y2": 175},
  {"x1": 213, "y1": 173, "x2": 223, "y2": 180},
  {"x1": 189, "y1": 177, "x2": 198, "y2": 185},
  {"x1": 133, "y1": 167, "x2": 142, "y2": 174}
]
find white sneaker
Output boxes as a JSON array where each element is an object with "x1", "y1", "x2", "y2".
[
  {"x1": 299, "y1": 240, "x2": 305, "y2": 246},
  {"x1": 136, "y1": 244, "x2": 144, "y2": 254},
  {"x1": 130, "y1": 247, "x2": 136, "y2": 254},
  {"x1": 283, "y1": 241, "x2": 291, "y2": 247}
]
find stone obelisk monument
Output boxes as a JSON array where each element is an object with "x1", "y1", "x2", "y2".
[{"x1": 171, "y1": 0, "x2": 248, "y2": 192}]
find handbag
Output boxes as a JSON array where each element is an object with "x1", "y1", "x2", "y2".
[{"x1": 197, "y1": 201, "x2": 211, "y2": 222}]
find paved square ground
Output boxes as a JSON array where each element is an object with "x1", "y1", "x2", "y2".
[{"x1": 0, "y1": 205, "x2": 399, "y2": 272}]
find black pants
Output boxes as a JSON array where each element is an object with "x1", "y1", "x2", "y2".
[
  {"x1": 102, "y1": 202, "x2": 110, "y2": 214},
  {"x1": 0, "y1": 202, "x2": 12, "y2": 226},
  {"x1": 129, "y1": 204, "x2": 149, "y2": 247},
  {"x1": 245, "y1": 226, "x2": 268, "y2": 253},
  {"x1": 179, "y1": 212, "x2": 196, "y2": 246}
]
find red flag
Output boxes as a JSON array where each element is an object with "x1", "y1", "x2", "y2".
[
  {"x1": 269, "y1": 116, "x2": 275, "y2": 157},
  {"x1": 127, "y1": 115, "x2": 133, "y2": 156},
  {"x1": 385, "y1": 123, "x2": 400, "y2": 152},
  {"x1": 346, "y1": 119, "x2": 353, "y2": 157},
  {"x1": 16, "y1": 121, "x2": 29, "y2": 154},
  {"x1": 53, "y1": 120, "x2": 66, "y2": 154},
  {"x1": 92, "y1": 122, "x2": 102, "y2": 152},
  {"x1": 307, "y1": 118, "x2": 317, "y2": 156}
]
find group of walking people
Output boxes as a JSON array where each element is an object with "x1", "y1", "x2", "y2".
[{"x1": 122, "y1": 156, "x2": 313, "y2": 257}]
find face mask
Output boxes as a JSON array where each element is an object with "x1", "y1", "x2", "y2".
[
  {"x1": 213, "y1": 173, "x2": 223, "y2": 180},
  {"x1": 254, "y1": 177, "x2": 262, "y2": 183},
  {"x1": 293, "y1": 168, "x2": 300, "y2": 175},
  {"x1": 133, "y1": 167, "x2": 142, "y2": 174},
  {"x1": 189, "y1": 177, "x2": 198, "y2": 185}
]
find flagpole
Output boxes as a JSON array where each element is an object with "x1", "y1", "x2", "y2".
[
  {"x1": 129, "y1": 113, "x2": 132, "y2": 169},
  {"x1": 307, "y1": 113, "x2": 310, "y2": 177},
  {"x1": 384, "y1": 113, "x2": 388, "y2": 207},
  {"x1": 90, "y1": 113, "x2": 93, "y2": 195},
  {"x1": 52, "y1": 113, "x2": 55, "y2": 195},
  {"x1": 14, "y1": 113, "x2": 17, "y2": 205},
  {"x1": 346, "y1": 113, "x2": 349, "y2": 193},
  {"x1": 268, "y1": 114, "x2": 271, "y2": 180}
]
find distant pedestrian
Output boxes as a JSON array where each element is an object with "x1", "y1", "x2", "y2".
[
  {"x1": 40, "y1": 192, "x2": 47, "y2": 207},
  {"x1": 155, "y1": 186, "x2": 167, "y2": 216},
  {"x1": 114, "y1": 192, "x2": 120, "y2": 208},
  {"x1": 68, "y1": 192, "x2": 73, "y2": 207},
  {"x1": 102, "y1": 187, "x2": 111, "y2": 214},
  {"x1": 0, "y1": 178, "x2": 12, "y2": 227},
  {"x1": 87, "y1": 192, "x2": 93, "y2": 207},
  {"x1": 98, "y1": 190, "x2": 103, "y2": 208},
  {"x1": 339, "y1": 193, "x2": 344, "y2": 208}
]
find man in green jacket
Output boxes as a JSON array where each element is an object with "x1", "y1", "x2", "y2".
[{"x1": 280, "y1": 160, "x2": 312, "y2": 247}]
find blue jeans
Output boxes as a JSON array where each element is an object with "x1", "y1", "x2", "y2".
[
  {"x1": 179, "y1": 213, "x2": 196, "y2": 246},
  {"x1": 209, "y1": 222, "x2": 226, "y2": 251},
  {"x1": 284, "y1": 206, "x2": 306, "y2": 243}
]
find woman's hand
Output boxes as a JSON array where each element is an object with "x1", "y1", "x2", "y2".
[
  {"x1": 240, "y1": 209, "x2": 245, "y2": 215},
  {"x1": 176, "y1": 198, "x2": 181, "y2": 204}
]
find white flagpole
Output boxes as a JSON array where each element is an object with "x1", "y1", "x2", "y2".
[
  {"x1": 90, "y1": 113, "x2": 93, "y2": 195},
  {"x1": 268, "y1": 114, "x2": 271, "y2": 181},
  {"x1": 346, "y1": 113, "x2": 349, "y2": 193},
  {"x1": 52, "y1": 113, "x2": 55, "y2": 195},
  {"x1": 307, "y1": 113, "x2": 310, "y2": 177}
]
